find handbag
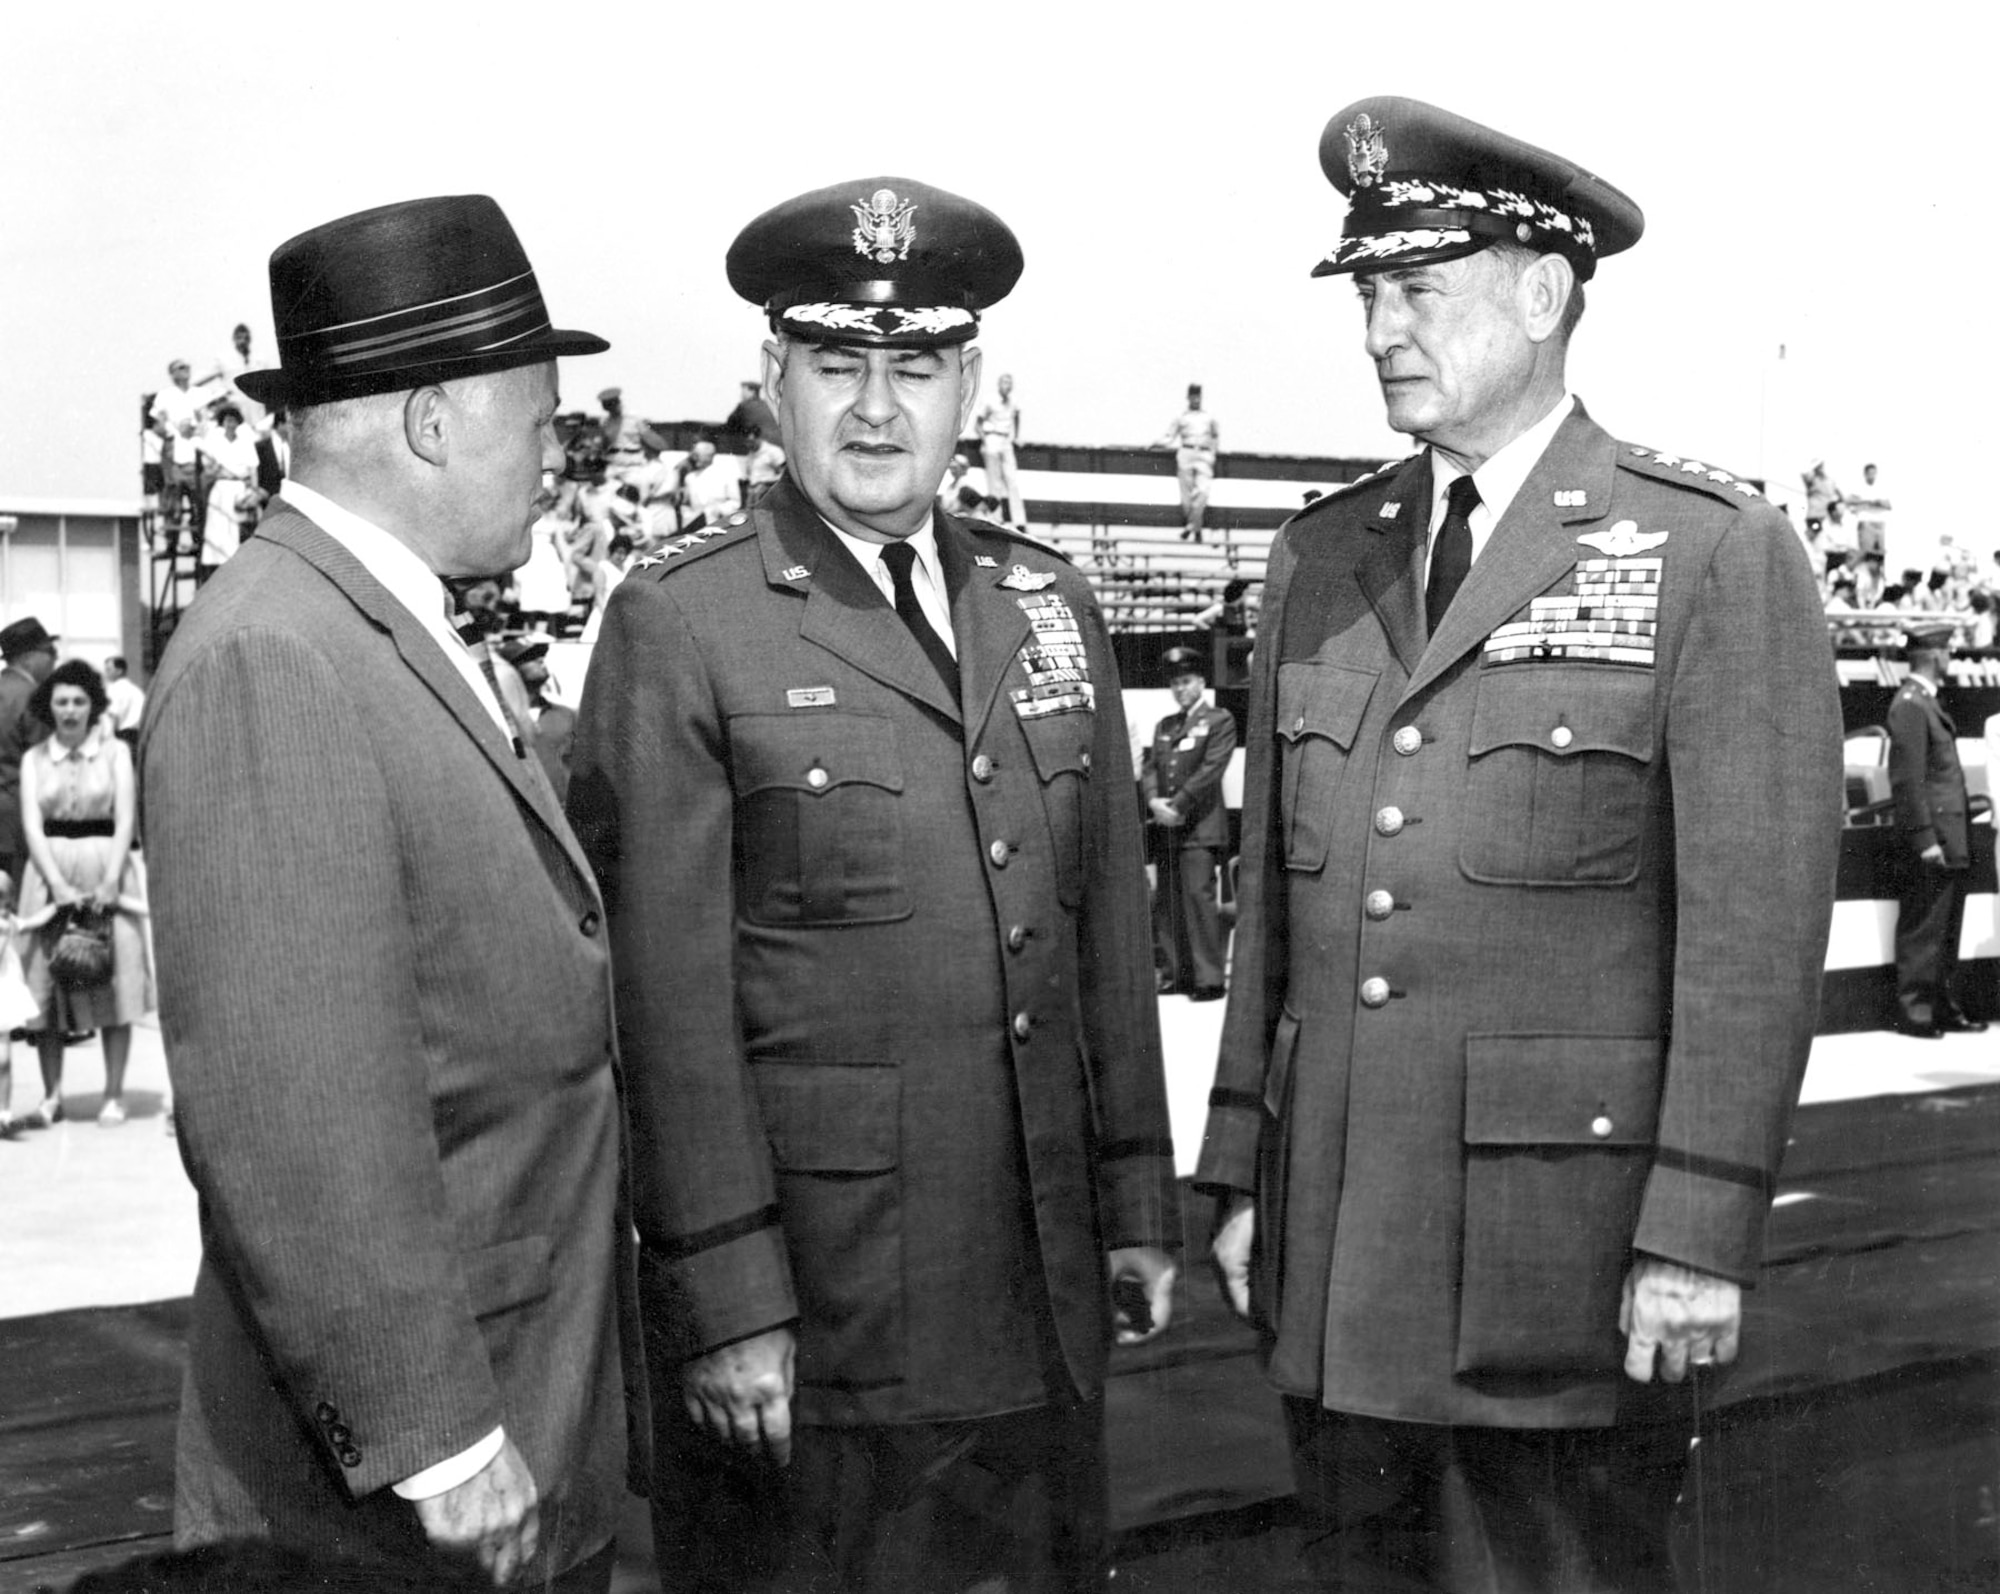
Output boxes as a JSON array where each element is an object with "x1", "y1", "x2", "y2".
[{"x1": 47, "y1": 903, "x2": 114, "y2": 991}]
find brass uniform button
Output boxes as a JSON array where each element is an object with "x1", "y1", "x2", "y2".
[
  {"x1": 1551, "y1": 726, "x2": 1574, "y2": 750},
  {"x1": 1374, "y1": 806, "x2": 1405, "y2": 837},
  {"x1": 988, "y1": 840, "x2": 1011, "y2": 867},
  {"x1": 1012, "y1": 1012, "x2": 1033, "y2": 1041},
  {"x1": 806, "y1": 766, "x2": 830, "y2": 789},
  {"x1": 1591, "y1": 1114, "x2": 1614, "y2": 1139},
  {"x1": 1005, "y1": 925, "x2": 1028, "y2": 952},
  {"x1": 1359, "y1": 977, "x2": 1391, "y2": 1008},
  {"x1": 1364, "y1": 889, "x2": 1396, "y2": 921},
  {"x1": 1392, "y1": 726, "x2": 1422, "y2": 756},
  {"x1": 971, "y1": 754, "x2": 994, "y2": 782}
]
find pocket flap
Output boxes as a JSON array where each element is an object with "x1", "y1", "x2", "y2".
[
  {"x1": 1020, "y1": 715, "x2": 1093, "y2": 783},
  {"x1": 732, "y1": 713, "x2": 904, "y2": 797},
  {"x1": 1467, "y1": 666, "x2": 1655, "y2": 760},
  {"x1": 462, "y1": 1233, "x2": 553, "y2": 1319},
  {"x1": 756, "y1": 1066, "x2": 900, "y2": 1172},
  {"x1": 1277, "y1": 662, "x2": 1377, "y2": 752},
  {"x1": 1463, "y1": 1034, "x2": 1662, "y2": 1146}
]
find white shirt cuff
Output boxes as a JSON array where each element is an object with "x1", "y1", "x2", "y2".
[{"x1": 391, "y1": 1425, "x2": 505, "y2": 1500}]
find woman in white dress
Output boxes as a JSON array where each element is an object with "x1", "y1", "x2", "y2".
[{"x1": 197, "y1": 406, "x2": 261, "y2": 578}]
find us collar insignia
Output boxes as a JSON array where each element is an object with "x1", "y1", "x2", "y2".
[
  {"x1": 1345, "y1": 113, "x2": 1389, "y2": 188},
  {"x1": 851, "y1": 187, "x2": 917, "y2": 264},
  {"x1": 781, "y1": 565, "x2": 810, "y2": 581},
  {"x1": 1577, "y1": 520, "x2": 1669, "y2": 557},
  {"x1": 1552, "y1": 489, "x2": 1588, "y2": 509},
  {"x1": 1000, "y1": 564, "x2": 1057, "y2": 592},
  {"x1": 1379, "y1": 502, "x2": 1401, "y2": 518},
  {"x1": 974, "y1": 555, "x2": 999, "y2": 567}
]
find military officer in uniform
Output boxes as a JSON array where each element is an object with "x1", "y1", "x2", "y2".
[
  {"x1": 1141, "y1": 644, "x2": 1237, "y2": 1000},
  {"x1": 1196, "y1": 99, "x2": 1844, "y2": 1590},
  {"x1": 1887, "y1": 623, "x2": 1988, "y2": 1038},
  {"x1": 568, "y1": 177, "x2": 1178, "y2": 1594}
]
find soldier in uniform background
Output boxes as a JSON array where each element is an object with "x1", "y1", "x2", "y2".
[
  {"x1": 1196, "y1": 98, "x2": 1843, "y2": 1590},
  {"x1": 1141, "y1": 644, "x2": 1236, "y2": 1000},
  {"x1": 1887, "y1": 623, "x2": 1988, "y2": 1038},
  {"x1": 569, "y1": 176, "x2": 1178, "y2": 1594}
]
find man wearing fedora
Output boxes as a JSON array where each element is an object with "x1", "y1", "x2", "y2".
[
  {"x1": 142, "y1": 195, "x2": 641, "y2": 1591},
  {"x1": 1196, "y1": 99, "x2": 1843, "y2": 1589},
  {"x1": 569, "y1": 176, "x2": 1177, "y2": 1593},
  {"x1": 0, "y1": 617, "x2": 60, "y2": 883}
]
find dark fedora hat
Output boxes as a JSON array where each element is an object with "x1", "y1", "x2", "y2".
[
  {"x1": 237, "y1": 195, "x2": 608, "y2": 408},
  {"x1": 0, "y1": 616, "x2": 58, "y2": 659}
]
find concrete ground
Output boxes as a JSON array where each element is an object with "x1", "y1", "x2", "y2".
[{"x1": 4, "y1": 1002, "x2": 1998, "y2": 1322}]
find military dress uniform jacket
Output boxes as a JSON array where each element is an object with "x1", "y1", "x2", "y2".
[
  {"x1": 1194, "y1": 405, "x2": 1843, "y2": 1429},
  {"x1": 1887, "y1": 680, "x2": 1970, "y2": 868},
  {"x1": 142, "y1": 506, "x2": 642, "y2": 1571},
  {"x1": 1141, "y1": 701, "x2": 1238, "y2": 851},
  {"x1": 568, "y1": 476, "x2": 1176, "y2": 1428}
]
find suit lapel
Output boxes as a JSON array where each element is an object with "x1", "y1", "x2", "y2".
[
  {"x1": 764, "y1": 482, "x2": 962, "y2": 724},
  {"x1": 255, "y1": 506, "x2": 592, "y2": 881},
  {"x1": 1401, "y1": 407, "x2": 1620, "y2": 704},
  {"x1": 1353, "y1": 455, "x2": 1432, "y2": 677},
  {"x1": 939, "y1": 517, "x2": 1033, "y2": 739}
]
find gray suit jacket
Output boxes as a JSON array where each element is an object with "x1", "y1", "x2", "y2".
[{"x1": 142, "y1": 502, "x2": 642, "y2": 1574}]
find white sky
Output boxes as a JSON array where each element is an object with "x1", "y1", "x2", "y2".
[{"x1": 5, "y1": 1, "x2": 1993, "y2": 572}]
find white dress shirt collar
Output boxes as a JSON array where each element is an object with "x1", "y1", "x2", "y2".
[
  {"x1": 279, "y1": 480, "x2": 512, "y2": 735},
  {"x1": 823, "y1": 513, "x2": 957, "y2": 658},
  {"x1": 1426, "y1": 393, "x2": 1577, "y2": 571}
]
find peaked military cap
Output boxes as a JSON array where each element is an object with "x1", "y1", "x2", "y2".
[
  {"x1": 728, "y1": 177, "x2": 1023, "y2": 348},
  {"x1": 1904, "y1": 622, "x2": 1956, "y2": 653},
  {"x1": 1314, "y1": 97, "x2": 1643, "y2": 282},
  {"x1": 1161, "y1": 645, "x2": 1207, "y2": 676},
  {"x1": 237, "y1": 195, "x2": 609, "y2": 407}
]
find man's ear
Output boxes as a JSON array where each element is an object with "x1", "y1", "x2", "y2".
[
  {"x1": 403, "y1": 385, "x2": 451, "y2": 467},
  {"x1": 1520, "y1": 253, "x2": 1575, "y2": 346},
  {"x1": 955, "y1": 344, "x2": 984, "y2": 436},
  {"x1": 761, "y1": 340, "x2": 787, "y2": 416}
]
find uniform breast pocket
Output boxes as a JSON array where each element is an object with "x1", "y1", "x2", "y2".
[
  {"x1": 1461, "y1": 667, "x2": 1656, "y2": 886},
  {"x1": 1021, "y1": 714, "x2": 1093, "y2": 907},
  {"x1": 730, "y1": 713, "x2": 910, "y2": 926},
  {"x1": 1276, "y1": 662, "x2": 1378, "y2": 872}
]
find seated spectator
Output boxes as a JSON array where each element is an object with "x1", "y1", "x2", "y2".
[
  {"x1": 1853, "y1": 552, "x2": 1887, "y2": 609},
  {"x1": 581, "y1": 533, "x2": 636, "y2": 645},
  {"x1": 674, "y1": 438, "x2": 741, "y2": 529}
]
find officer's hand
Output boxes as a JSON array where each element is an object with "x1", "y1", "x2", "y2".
[
  {"x1": 682, "y1": 1326, "x2": 796, "y2": 1466},
  {"x1": 1148, "y1": 798, "x2": 1182, "y2": 827},
  {"x1": 1920, "y1": 842, "x2": 1947, "y2": 868},
  {"x1": 1620, "y1": 1258, "x2": 1741, "y2": 1384},
  {"x1": 1211, "y1": 1196, "x2": 1255, "y2": 1320},
  {"x1": 1108, "y1": 1246, "x2": 1177, "y2": 1344},
  {"x1": 411, "y1": 1435, "x2": 539, "y2": 1586}
]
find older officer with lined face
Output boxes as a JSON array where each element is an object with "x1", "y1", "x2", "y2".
[
  {"x1": 1196, "y1": 100, "x2": 1843, "y2": 1591},
  {"x1": 570, "y1": 177, "x2": 1177, "y2": 1594}
]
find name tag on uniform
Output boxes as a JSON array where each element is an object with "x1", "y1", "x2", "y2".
[
  {"x1": 1177, "y1": 737, "x2": 1196, "y2": 752},
  {"x1": 787, "y1": 686, "x2": 837, "y2": 708}
]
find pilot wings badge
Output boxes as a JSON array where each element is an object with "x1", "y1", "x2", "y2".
[
  {"x1": 1577, "y1": 520, "x2": 1668, "y2": 557},
  {"x1": 1000, "y1": 564, "x2": 1057, "y2": 592},
  {"x1": 1345, "y1": 114, "x2": 1389, "y2": 188},
  {"x1": 852, "y1": 188, "x2": 917, "y2": 264}
]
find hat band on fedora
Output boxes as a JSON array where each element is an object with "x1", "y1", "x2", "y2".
[{"x1": 279, "y1": 270, "x2": 554, "y2": 372}]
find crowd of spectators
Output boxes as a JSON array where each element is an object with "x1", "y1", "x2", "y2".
[{"x1": 140, "y1": 326, "x2": 285, "y2": 580}]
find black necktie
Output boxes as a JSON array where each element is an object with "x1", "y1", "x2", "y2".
[
  {"x1": 1425, "y1": 473, "x2": 1481, "y2": 636},
  {"x1": 880, "y1": 540, "x2": 959, "y2": 699}
]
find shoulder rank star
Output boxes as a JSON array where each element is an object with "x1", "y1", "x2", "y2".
[
  {"x1": 1577, "y1": 520, "x2": 1668, "y2": 556},
  {"x1": 1000, "y1": 564, "x2": 1057, "y2": 591}
]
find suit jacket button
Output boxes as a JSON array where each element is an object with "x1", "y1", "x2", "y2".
[
  {"x1": 329, "y1": 1424, "x2": 351, "y2": 1445},
  {"x1": 579, "y1": 910, "x2": 601, "y2": 936},
  {"x1": 971, "y1": 754, "x2": 994, "y2": 783},
  {"x1": 1392, "y1": 726, "x2": 1422, "y2": 756},
  {"x1": 315, "y1": 1403, "x2": 337, "y2": 1424},
  {"x1": 989, "y1": 839, "x2": 1011, "y2": 867},
  {"x1": 1374, "y1": 806, "x2": 1405, "y2": 837},
  {"x1": 1359, "y1": 977, "x2": 1391, "y2": 1008},
  {"x1": 1364, "y1": 889, "x2": 1396, "y2": 921},
  {"x1": 1551, "y1": 726, "x2": 1575, "y2": 749},
  {"x1": 1006, "y1": 925, "x2": 1029, "y2": 952},
  {"x1": 1012, "y1": 1012, "x2": 1033, "y2": 1041},
  {"x1": 339, "y1": 1447, "x2": 362, "y2": 1468}
]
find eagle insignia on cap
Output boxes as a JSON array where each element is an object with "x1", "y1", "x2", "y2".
[
  {"x1": 851, "y1": 188, "x2": 917, "y2": 264},
  {"x1": 1345, "y1": 114, "x2": 1389, "y2": 188}
]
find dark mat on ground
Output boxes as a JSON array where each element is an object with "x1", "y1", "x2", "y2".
[{"x1": 6, "y1": 1084, "x2": 1998, "y2": 1588}]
